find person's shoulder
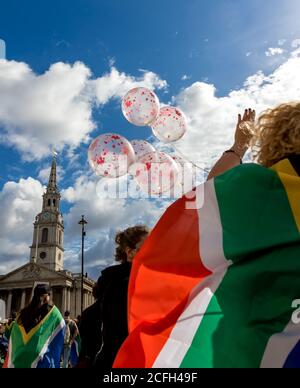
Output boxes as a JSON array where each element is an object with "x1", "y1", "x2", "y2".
[
  {"x1": 50, "y1": 304, "x2": 64, "y2": 321},
  {"x1": 230, "y1": 162, "x2": 263, "y2": 173},
  {"x1": 101, "y1": 263, "x2": 129, "y2": 278},
  {"x1": 215, "y1": 162, "x2": 272, "y2": 183},
  {"x1": 82, "y1": 301, "x2": 99, "y2": 316},
  {"x1": 81, "y1": 304, "x2": 93, "y2": 318},
  {"x1": 69, "y1": 318, "x2": 77, "y2": 326}
]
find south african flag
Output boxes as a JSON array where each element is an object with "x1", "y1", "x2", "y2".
[
  {"x1": 4, "y1": 305, "x2": 65, "y2": 368},
  {"x1": 114, "y1": 156, "x2": 300, "y2": 368}
]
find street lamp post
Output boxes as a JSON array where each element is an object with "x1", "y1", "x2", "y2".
[{"x1": 78, "y1": 215, "x2": 87, "y2": 315}]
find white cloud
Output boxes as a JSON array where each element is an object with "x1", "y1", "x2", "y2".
[
  {"x1": 181, "y1": 74, "x2": 191, "y2": 81},
  {"x1": 278, "y1": 39, "x2": 286, "y2": 46},
  {"x1": 55, "y1": 40, "x2": 70, "y2": 48},
  {"x1": 92, "y1": 67, "x2": 166, "y2": 105},
  {"x1": 37, "y1": 165, "x2": 64, "y2": 184},
  {"x1": 291, "y1": 39, "x2": 300, "y2": 48},
  {"x1": 60, "y1": 173, "x2": 169, "y2": 275},
  {"x1": 246, "y1": 52, "x2": 252, "y2": 57},
  {"x1": 0, "y1": 171, "x2": 168, "y2": 277},
  {"x1": 0, "y1": 177, "x2": 44, "y2": 273},
  {"x1": 62, "y1": 174, "x2": 166, "y2": 237},
  {"x1": 265, "y1": 47, "x2": 284, "y2": 57},
  {"x1": 0, "y1": 60, "x2": 167, "y2": 161},
  {"x1": 173, "y1": 50, "x2": 300, "y2": 166},
  {"x1": 64, "y1": 229, "x2": 116, "y2": 277},
  {"x1": 0, "y1": 60, "x2": 92, "y2": 161}
]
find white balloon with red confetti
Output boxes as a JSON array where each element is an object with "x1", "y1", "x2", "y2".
[
  {"x1": 171, "y1": 154, "x2": 195, "y2": 193},
  {"x1": 131, "y1": 140, "x2": 156, "y2": 161},
  {"x1": 122, "y1": 87, "x2": 160, "y2": 126},
  {"x1": 151, "y1": 106, "x2": 187, "y2": 143},
  {"x1": 88, "y1": 133, "x2": 135, "y2": 178},
  {"x1": 129, "y1": 151, "x2": 179, "y2": 195}
]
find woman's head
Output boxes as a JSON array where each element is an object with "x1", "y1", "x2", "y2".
[
  {"x1": 32, "y1": 284, "x2": 50, "y2": 307},
  {"x1": 252, "y1": 102, "x2": 300, "y2": 167},
  {"x1": 17, "y1": 284, "x2": 50, "y2": 325},
  {"x1": 115, "y1": 225, "x2": 149, "y2": 263}
]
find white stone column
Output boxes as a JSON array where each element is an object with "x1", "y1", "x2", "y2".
[
  {"x1": 84, "y1": 291, "x2": 87, "y2": 310},
  {"x1": 72, "y1": 285, "x2": 77, "y2": 318},
  {"x1": 77, "y1": 288, "x2": 81, "y2": 315},
  {"x1": 67, "y1": 288, "x2": 71, "y2": 312},
  {"x1": 61, "y1": 287, "x2": 67, "y2": 313},
  {"x1": 6, "y1": 291, "x2": 12, "y2": 318},
  {"x1": 20, "y1": 289, "x2": 26, "y2": 309}
]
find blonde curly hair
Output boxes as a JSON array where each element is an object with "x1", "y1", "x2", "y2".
[{"x1": 251, "y1": 102, "x2": 300, "y2": 167}]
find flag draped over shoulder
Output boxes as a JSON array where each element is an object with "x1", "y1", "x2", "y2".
[
  {"x1": 114, "y1": 157, "x2": 300, "y2": 368},
  {"x1": 70, "y1": 334, "x2": 81, "y2": 367},
  {"x1": 4, "y1": 306, "x2": 65, "y2": 368},
  {"x1": 4, "y1": 321, "x2": 15, "y2": 341}
]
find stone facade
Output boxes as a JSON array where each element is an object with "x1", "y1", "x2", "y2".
[{"x1": 0, "y1": 263, "x2": 94, "y2": 318}]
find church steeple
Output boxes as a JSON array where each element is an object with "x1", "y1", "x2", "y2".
[
  {"x1": 42, "y1": 155, "x2": 61, "y2": 213},
  {"x1": 47, "y1": 155, "x2": 59, "y2": 194},
  {"x1": 29, "y1": 155, "x2": 64, "y2": 271}
]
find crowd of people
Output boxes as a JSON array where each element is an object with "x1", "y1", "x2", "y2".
[
  {"x1": 1, "y1": 101, "x2": 299, "y2": 368},
  {"x1": 0, "y1": 225, "x2": 149, "y2": 369}
]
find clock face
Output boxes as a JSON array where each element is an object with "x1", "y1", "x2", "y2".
[
  {"x1": 40, "y1": 251, "x2": 47, "y2": 259},
  {"x1": 42, "y1": 212, "x2": 51, "y2": 221}
]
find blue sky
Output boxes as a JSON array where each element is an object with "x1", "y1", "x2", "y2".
[
  {"x1": 1, "y1": 0, "x2": 300, "y2": 279},
  {"x1": 2, "y1": 0, "x2": 300, "y2": 89}
]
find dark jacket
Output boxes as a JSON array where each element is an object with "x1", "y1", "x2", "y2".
[
  {"x1": 77, "y1": 300, "x2": 102, "y2": 367},
  {"x1": 19, "y1": 303, "x2": 52, "y2": 333},
  {"x1": 93, "y1": 262, "x2": 132, "y2": 370}
]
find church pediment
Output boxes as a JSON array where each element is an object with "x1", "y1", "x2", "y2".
[{"x1": 0, "y1": 262, "x2": 72, "y2": 288}]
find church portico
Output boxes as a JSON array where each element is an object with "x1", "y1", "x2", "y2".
[
  {"x1": 0, "y1": 263, "x2": 94, "y2": 318},
  {"x1": 0, "y1": 156, "x2": 95, "y2": 318}
]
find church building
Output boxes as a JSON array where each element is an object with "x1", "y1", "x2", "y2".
[{"x1": 0, "y1": 156, "x2": 95, "y2": 318}]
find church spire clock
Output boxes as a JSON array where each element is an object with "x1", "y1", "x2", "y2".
[{"x1": 29, "y1": 154, "x2": 64, "y2": 271}]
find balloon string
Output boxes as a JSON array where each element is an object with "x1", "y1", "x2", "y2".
[
  {"x1": 169, "y1": 144, "x2": 211, "y2": 173},
  {"x1": 146, "y1": 135, "x2": 211, "y2": 173}
]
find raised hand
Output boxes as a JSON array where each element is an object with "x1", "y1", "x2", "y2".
[{"x1": 233, "y1": 108, "x2": 256, "y2": 157}]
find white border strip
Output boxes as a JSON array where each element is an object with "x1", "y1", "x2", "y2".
[
  {"x1": 153, "y1": 180, "x2": 231, "y2": 368},
  {"x1": 260, "y1": 320, "x2": 300, "y2": 368},
  {"x1": 31, "y1": 318, "x2": 65, "y2": 368},
  {"x1": 153, "y1": 269, "x2": 229, "y2": 368},
  {"x1": 200, "y1": 180, "x2": 230, "y2": 272},
  {"x1": 6, "y1": 336, "x2": 14, "y2": 368}
]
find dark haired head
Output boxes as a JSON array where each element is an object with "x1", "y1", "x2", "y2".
[
  {"x1": 115, "y1": 225, "x2": 149, "y2": 263},
  {"x1": 17, "y1": 284, "x2": 51, "y2": 328},
  {"x1": 34, "y1": 284, "x2": 50, "y2": 297}
]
